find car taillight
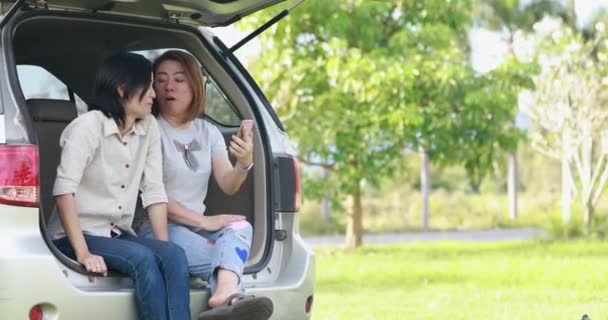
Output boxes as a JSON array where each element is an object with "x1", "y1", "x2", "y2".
[
  {"x1": 292, "y1": 158, "x2": 301, "y2": 212},
  {"x1": 29, "y1": 306, "x2": 43, "y2": 320},
  {"x1": 305, "y1": 295, "x2": 313, "y2": 314},
  {"x1": 0, "y1": 145, "x2": 39, "y2": 207}
]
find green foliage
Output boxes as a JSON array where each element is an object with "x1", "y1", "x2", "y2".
[
  {"x1": 241, "y1": 0, "x2": 530, "y2": 203},
  {"x1": 241, "y1": 0, "x2": 474, "y2": 199}
]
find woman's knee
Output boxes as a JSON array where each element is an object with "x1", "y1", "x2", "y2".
[
  {"x1": 129, "y1": 249, "x2": 160, "y2": 272},
  {"x1": 227, "y1": 220, "x2": 253, "y2": 240}
]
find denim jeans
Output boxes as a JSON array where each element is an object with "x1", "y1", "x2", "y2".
[
  {"x1": 140, "y1": 221, "x2": 253, "y2": 294},
  {"x1": 54, "y1": 233, "x2": 191, "y2": 320}
]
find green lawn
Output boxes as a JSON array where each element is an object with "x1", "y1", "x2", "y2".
[{"x1": 313, "y1": 241, "x2": 608, "y2": 320}]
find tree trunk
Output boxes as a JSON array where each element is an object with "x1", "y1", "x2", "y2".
[
  {"x1": 508, "y1": 152, "x2": 518, "y2": 220},
  {"x1": 320, "y1": 169, "x2": 330, "y2": 221},
  {"x1": 345, "y1": 182, "x2": 363, "y2": 250},
  {"x1": 584, "y1": 201, "x2": 594, "y2": 235},
  {"x1": 567, "y1": 0, "x2": 577, "y2": 29},
  {"x1": 506, "y1": 33, "x2": 518, "y2": 221},
  {"x1": 321, "y1": 197, "x2": 331, "y2": 222},
  {"x1": 561, "y1": 144, "x2": 572, "y2": 223},
  {"x1": 421, "y1": 149, "x2": 430, "y2": 229}
]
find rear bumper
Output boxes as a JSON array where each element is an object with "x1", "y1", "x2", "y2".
[{"x1": 245, "y1": 235, "x2": 316, "y2": 320}]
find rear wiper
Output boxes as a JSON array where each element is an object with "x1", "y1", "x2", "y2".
[{"x1": 230, "y1": 0, "x2": 306, "y2": 53}]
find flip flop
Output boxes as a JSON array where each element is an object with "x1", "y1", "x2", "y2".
[{"x1": 197, "y1": 293, "x2": 274, "y2": 320}]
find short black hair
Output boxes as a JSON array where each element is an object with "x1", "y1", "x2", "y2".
[{"x1": 90, "y1": 52, "x2": 152, "y2": 127}]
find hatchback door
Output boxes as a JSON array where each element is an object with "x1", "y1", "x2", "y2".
[{"x1": 4, "y1": 0, "x2": 289, "y2": 26}]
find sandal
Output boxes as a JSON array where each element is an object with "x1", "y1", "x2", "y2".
[{"x1": 198, "y1": 293, "x2": 273, "y2": 320}]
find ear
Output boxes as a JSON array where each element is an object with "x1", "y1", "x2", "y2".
[{"x1": 117, "y1": 86, "x2": 125, "y2": 98}]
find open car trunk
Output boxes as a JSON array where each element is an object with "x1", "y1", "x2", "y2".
[
  {"x1": 8, "y1": 11, "x2": 272, "y2": 277},
  {"x1": 6, "y1": 0, "x2": 288, "y2": 26}
]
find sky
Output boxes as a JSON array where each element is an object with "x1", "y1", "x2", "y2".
[{"x1": 470, "y1": 0, "x2": 608, "y2": 72}]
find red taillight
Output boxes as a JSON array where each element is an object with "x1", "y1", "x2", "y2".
[
  {"x1": 305, "y1": 295, "x2": 313, "y2": 314},
  {"x1": 29, "y1": 306, "x2": 43, "y2": 320},
  {"x1": 0, "y1": 145, "x2": 39, "y2": 207},
  {"x1": 293, "y1": 158, "x2": 301, "y2": 212}
]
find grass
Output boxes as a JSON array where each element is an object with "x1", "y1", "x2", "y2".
[{"x1": 313, "y1": 241, "x2": 608, "y2": 320}]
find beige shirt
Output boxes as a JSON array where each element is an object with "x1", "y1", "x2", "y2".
[{"x1": 47, "y1": 110, "x2": 167, "y2": 239}]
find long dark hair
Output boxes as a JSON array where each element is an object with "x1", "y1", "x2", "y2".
[{"x1": 90, "y1": 52, "x2": 152, "y2": 127}]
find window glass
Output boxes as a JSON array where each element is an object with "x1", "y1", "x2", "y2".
[{"x1": 16, "y1": 65, "x2": 88, "y2": 114}]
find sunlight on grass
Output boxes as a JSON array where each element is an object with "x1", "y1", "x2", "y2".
[{"x1": 313, "y1": 241, "x2": 608, "y2": 320}]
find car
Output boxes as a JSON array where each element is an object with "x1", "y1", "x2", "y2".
[{"x1": 0, "y1": 0, "x2": 315, "y2": 319}]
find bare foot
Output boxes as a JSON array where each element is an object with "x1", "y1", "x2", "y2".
[
  {"x1": 208, "y1": 269, "x2": 240, "y2": 308},
  {"x1": 208, "y1": 291, "x2": 237, "y2": 308}
]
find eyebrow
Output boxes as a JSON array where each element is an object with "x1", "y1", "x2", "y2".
[{"x1": 155, "y1": 71, "x2": 186, "y2": 76}]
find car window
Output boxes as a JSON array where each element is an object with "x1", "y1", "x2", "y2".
[
  {"x1": 1, "y1": 1, "x2": 16, "y2": 15},
  {"x1": 135, "y1": 49, "x2": 242, "y2": 127},
  {"x1": 204, "y1": 78, "x2": 241, "y2": 126},
  {"x1": 16, "y1": 65, "x2": 88, "y2": 114}
]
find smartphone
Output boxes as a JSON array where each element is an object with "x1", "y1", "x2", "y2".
[{"x1": 238, "y1": 120, "x2": 254, "y2": 139}]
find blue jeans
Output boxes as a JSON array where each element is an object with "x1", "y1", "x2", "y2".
[
  {"x1": 140, "y1": 222, "x2": 253, "y2": 294},
  {"x1": 54, "y1": 233, "x2": 191, "y2": 320}
]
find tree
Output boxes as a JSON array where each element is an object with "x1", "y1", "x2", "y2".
[
  {"x1": 522, "y1": 19, "x2": 608, "y2": 232},
  {"x1": 242, "y1": 0, "x2": 526, "y2": 247},
  {"x1": 474, "y1": 0, "x2": 568, "y2": 220}
]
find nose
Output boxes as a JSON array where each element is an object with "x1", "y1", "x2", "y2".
[
  {"x1": 150, "y1": 88, "x2": 156, "y2": 99},
  {"x1": 166, "y1": 80, "x2": 175, "y2": 92}
]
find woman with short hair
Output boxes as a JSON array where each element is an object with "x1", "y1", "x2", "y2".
[{"x1": 47, "y1": 52, "x2": 191, "y2": 320}]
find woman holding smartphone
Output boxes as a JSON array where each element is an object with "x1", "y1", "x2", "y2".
[
  {"x1": 48, "y1": 52, "x2": 191, "y2": 320},
  {"x1": 134, "y1": 50, "x2": 273, "y2": 320}
]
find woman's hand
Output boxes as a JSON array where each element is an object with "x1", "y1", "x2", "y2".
[
  {"x1": 77, "y1": 251, "x2": 108, "y2": 277},
  {"x1": 200, "y1": 214, "x2": 246, "y2": 232},
  {"x1": 230, "y1": 125, "x2": 253, "y2": 170}
]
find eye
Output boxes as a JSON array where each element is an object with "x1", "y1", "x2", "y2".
[{"x1": 175, "y1": 75, "x2": 186, "y2": 83}]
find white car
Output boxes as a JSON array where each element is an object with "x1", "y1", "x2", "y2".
[{"x1": 0, "y1": 0, "x2": 315, "y2": 319}]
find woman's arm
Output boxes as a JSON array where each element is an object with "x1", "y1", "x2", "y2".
[
  {"x1": 55, "y1": 194, "x2": 108, "y2": 276},
  {"x1": 212, "y1": 126, "x2": 254, "y2": 195},
  {"x1": 167, "y1": 198, "x2": 244, "y2": 231},
  {"x1": 53, "y1": 115, "x2": 107, "y2": 276},
  {"x1": 140, "y1": 117, "x2": 170, "y2": 240},
  {"x1": 146, "y1": 203, "x2": 169, "y2": 241}
]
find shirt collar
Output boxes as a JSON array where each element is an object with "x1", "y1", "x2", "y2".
[{"x1": 103, "y1": 116, "x2": 147, "y2": 137}]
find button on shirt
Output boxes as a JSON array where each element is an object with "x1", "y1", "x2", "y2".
[{"x1": 47, "y1": 111, "x2": 167, "y2": 239}]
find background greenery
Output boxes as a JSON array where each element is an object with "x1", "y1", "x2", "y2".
[
  {"x1": 237, "y1": 0, "x2": 608, "y2": 245},
  {"x1": 313, "y1": 241, "x2": 608, "y2": 320}
]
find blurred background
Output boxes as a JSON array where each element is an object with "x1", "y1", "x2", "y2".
[{"x1": 219, "y1": 1, "x2": 608, "y2": 319}]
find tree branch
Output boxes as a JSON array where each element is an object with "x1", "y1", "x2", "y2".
[
  {"x1": 588, "y1": 153, "x2": 606, "y2": 201},
  {"x1": 592, "y1": 157, "x2": 608, "y2": 206},
  {"x1": 298, "y1": 157, "x2": 336, "y2": 171}
]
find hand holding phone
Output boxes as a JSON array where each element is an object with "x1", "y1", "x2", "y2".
[{"x1": 238, "y1": 120, "x2": 254, "y2": 141}]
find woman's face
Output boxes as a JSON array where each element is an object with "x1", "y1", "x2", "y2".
[
  {"x1": 122, "y1": 78, "x2": 155, "y2": 120},
  {"x1": 154, "y1": 60, "x2": 194, "y2": 118}
]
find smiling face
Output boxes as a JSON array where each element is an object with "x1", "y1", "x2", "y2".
[
  {"x1": 154, "y1": 59, "x2": 194, "y2": 118},
  {"x1": 122, "y1": 77, "x2": 156, "y2": 120}
]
